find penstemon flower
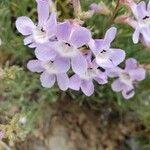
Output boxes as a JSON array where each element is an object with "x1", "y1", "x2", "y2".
[
  {"x1": 35, "y1": 21, "x2": 92, "y2": 74},
  {"x1": 89, "y1": 27, "x2": 125, "y2": 69},
  {"x1": 16, "y1": 0, "x2": 57, "y2": 48},
  {"x1": 69, "y1": 53, "x2": 108, "y2": 96},
  {"x1": 122, "y1": 1, "x2": 150, "y2": 45},
  {"x1": 27, "y1": 57, "x2": 70, "y2": 91},
  {"x1": 108, "y1": 58, "x2": 146, "y2": 99}
]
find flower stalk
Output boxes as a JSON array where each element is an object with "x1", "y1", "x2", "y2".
[{"x1": 72, "y1": 0, "x2": 82, "y2": 17}]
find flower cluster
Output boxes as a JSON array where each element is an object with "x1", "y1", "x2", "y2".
[{"x1": 16, "y1": 0, "x2": 146, "y2": 99}]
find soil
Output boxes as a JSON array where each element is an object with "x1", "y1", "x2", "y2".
[{"x1": 14, "y1": 98, "x2": 145, "y2": 150}]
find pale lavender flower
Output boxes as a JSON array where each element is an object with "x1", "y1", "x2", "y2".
[
  {"x1": 69, "y1": 53, "x2": 108, "y2": 96},
  {"x1": 27, "y1": 57, "x2": 70, "y2": 91},
  {"x1": 16, "y1": 0, "x2": 57, "y2": 48},
  {"x1": 108, "y1": 58, "x2": 146, "y2": 99},
  {"x1": 124, "y1": 1, "x2": 150, "y2": 45},
  {"x1": 89, "y1": 27, "x2": 125, "y2": 69},
  {"x1": 35, "y1": 21, "x2": 92, "y2": 74}
]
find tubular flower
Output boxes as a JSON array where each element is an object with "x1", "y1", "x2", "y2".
[
  {"x1": 123, "y1": 1, "x2": 150, "y2": 45},
  {"x1": 35, "y1": 21, "x2": 92, "y2": 75},
  {"x1": 16, "y1": 0, "x2": 57, "y2": 48},
  {"x1": 69, "y1": 53, "x2": 108, "y2": 96},
  {"x1": 108, "y1": 58, "x2": 146, "y2": 99},
  {"x1": 27, "y1": 57, "x2": 70, "y2": 91},
  {"x1": 89, "y1": 27, "x2": 125, "y2": 69}
]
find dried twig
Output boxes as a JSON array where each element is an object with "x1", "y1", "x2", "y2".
[{"x1": 72, "y1": 0, "x2": 82, "y2": 17}]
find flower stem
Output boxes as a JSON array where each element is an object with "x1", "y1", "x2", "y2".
[
  {"x1": 72, "y1": 0, "x2": 82, "y2": 17},
  {"x1": 110, "y1": 0, "x2": 121, "y2": 24}
]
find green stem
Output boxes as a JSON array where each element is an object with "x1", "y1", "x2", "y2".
[{"x1": 110, "y1": 0, "x2": 121, "y2": 24}]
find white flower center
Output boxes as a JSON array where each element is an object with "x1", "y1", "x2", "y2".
[
  {"x1": 42, "y1": 61, "x2": 57, "y2": 74},
  {"x1": 120, "y1": 72, "x2": 132, "y2": 86},
  {"x1": 80, "y1": 67, "x2": 98, "y2": 80},
  {"x1": 138, "y1": 16, "x2": 150, "y2": 28},
  {"x1": 96, "y1": 50, "x2": 111, "y2": 64},
  {"x1": 54, "y1": 41, "x2": 78, "y2": 57},
  {"x1": 33, "y1": 27, "x2": 48, "y2": 44}
]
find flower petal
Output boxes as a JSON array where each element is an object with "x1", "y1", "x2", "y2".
[
  {"x1": 46, "y1": 12, "x2": 57, "y2": 35},
  {"x1": 35, "y1": 44, "x2": 57, "y2": 61},
  {"x1": 36, "y1": 0, "x2": 50, "y2": 26},
  {"x1": 136, "y1": 1, "x2": 147, "y2": 19},
  {"x1": 71, "y1": 53, "x2": 87, "y2": 74},
  {"x1": 24, "y1": 35, "x2": 33, "y2": 46},
  {"x1": 16, "y1": 17, "x2": 35, "y2": 35},
  {"x1": 81, "y1": 80, "x2": 94, "y2": 96},
  {"x1": 94, "y1": 72, "x2": 108, "y2": 85},
  {"x1": 106, "y1": 67, "x2": 122, "y2": 78},
  {"x1": 27, "y1": 59, "x2": 44, "y2": 73},
  {"x1": 91, "y1": 39, "x2": 106, "y2": 54},
  {"x1": 56, "y1": 21, "x2": 72, "y2": 41},
  {"x1": 132, "y1": 28, "x2": 140, "y2": 44},
  {"x1": 54, "y1": 57, "x2": 70, "y2": 73},
  {"x1": 129, "y1": 68, "x2": 146, "y2": 81},
  {"x1": 69, "y1": 74, "x2": 82, "y2": 90},
  {"x1": 122, "y1": 86, "x2": 135, "y2": 99},
  {"x1": 104, "y1": 27, "x2": 117, "y2": 44},
  {"x1": 40, "y1": 71, "x2": 56, "y2": 88},
  {"x1": 110, "y1": 48, "x2": 126, "y2": 67},
  {"x1": 125, "y1": 58, "x2": 137, "y2": 71},
  {"x1": 56, "y1": 73, "x2": 69, "y2": 91},
  {"x1": 111, "y1": 79, "x2": 124, "y2": 92},
  {"x1": 70, "y1": 27, "x2": 91, "y2": 48}
]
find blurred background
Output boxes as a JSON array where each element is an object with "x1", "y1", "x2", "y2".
[{"x1": 0, "y1": 0, "x2": 150, "y2": 149}]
